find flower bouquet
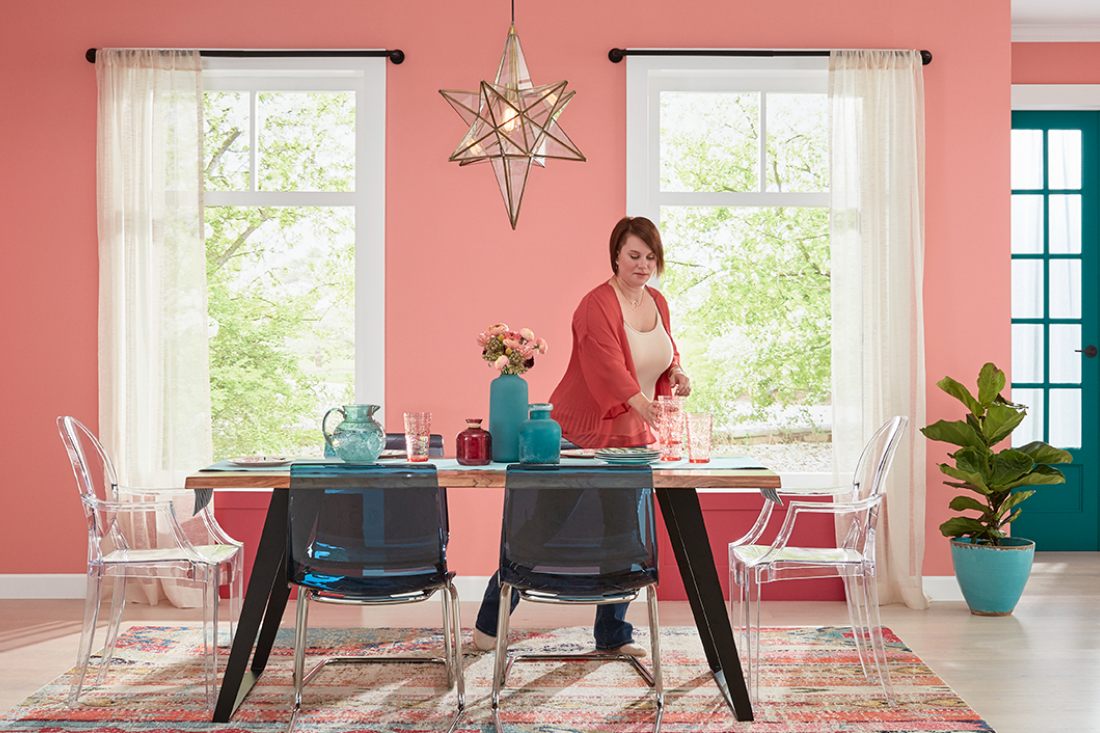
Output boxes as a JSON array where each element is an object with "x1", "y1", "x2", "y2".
[{"x1": 477, "y1": 323, "x2": 548, "y2": 375}]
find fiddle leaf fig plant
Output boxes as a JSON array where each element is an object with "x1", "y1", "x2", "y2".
[{"x1": 921, "y1": 362, "x2": 1073, "y2": 546}]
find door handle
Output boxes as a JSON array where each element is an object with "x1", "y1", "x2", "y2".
[{"x1": 1076, "y1": 345, "x2": 1098, "y2": 358}]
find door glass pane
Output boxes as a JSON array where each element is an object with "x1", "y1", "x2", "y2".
[
  {"x1": 1049, "y1": 388, "x2": 1082, "y2": 448},
  {"x1": 204, "y1": 91, "x2": 252, "y2": 191},
  {"x1": 765, "y1": 93, "x2": 828, "y2": 193},
  {"x1": 1049, "y1": 259, "x2": 1081, "y2": 319},
  {"x1": 1012, "y1": 194, "x2": 1044, "y2": 254},
  {"x1": 1049, "y1": 194, "x2": 1082, "y2": 254},
  {"x1": 257, "y1": 92, "x2": 355, "y2": 192},
  {"x1": 1048, "y1": 129, "x2": 1082, "y2": 190},
  {"x1": 1011, "y1": 129, "x2": 1044, "y2": 190},
  {"x1": 1012, "y1": 259, "x2": 1044, "y2": 319},
  {"x1": 660, "y1": 91, "x2": 760, "y2": 193},
  {"x1": 1050, "y1": 324, "x2": 1082, "y2": 384},
  {"x1": 1011, "y1": 388, "x2": 1044, "y2": 447},
  {"x1": 1012, "y1": 323, "x2": 1044, "y2": 383}
]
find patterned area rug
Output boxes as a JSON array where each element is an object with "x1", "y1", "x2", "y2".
[{"x1": 0, "y1": 625, "x2": 994, "y2": 732}]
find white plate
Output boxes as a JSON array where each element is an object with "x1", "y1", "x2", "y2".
[
  {"x1": 228, "y1": 457, "x2": 292, "y2": 467},
  {"x1": 561, "y1": 448, "x2": 596, "y2": 459}
]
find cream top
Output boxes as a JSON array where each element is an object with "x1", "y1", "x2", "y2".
[{"x1": 623, "y1": 317, "x2": 674, "y2": 400}]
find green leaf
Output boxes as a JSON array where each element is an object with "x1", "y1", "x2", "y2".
[
  {"x1": 983, "y1": 403, "x2": 1026, "y2": 446},
  {"x1": 1004, "y1": 463, "x2": 1068, "y2": 489},
  {"x1": 987, "y1": 450, "x2": 1034, "y2": 489},
  {"x1": 939, "y1": 463, "x2": 990, "y2": 491},
  {"x1": 939, "y1": 516, "x2": 987, "y2": 538},
  {"x1": 936, "y1": 376, "x2": 983, "y2": 416},
  {"x1": 947, "y1": 495, "x2": 988, "y2": 513},
  {"x1": 921, "y1": 419, "x2": 985, "y2": 450},
  {"x1": 1016, "y1": 441, "x2": 1074, "y2": 465},
  {"x1": 975, "y1": 362, "x2": 1006, "y2": 405},
  {"x1": 1000, "y1": 490, "x2": 1035, "y2": 513}
]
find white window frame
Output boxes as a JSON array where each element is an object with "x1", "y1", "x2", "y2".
[
  {"x1": 202, "y1": 57, "x2": 387, "y2": 417},
  {"x1": 626, "y1": 55, "x2": 830, "y2": 486},
  {"x1": 626, "y1": 54, "x2": 829, "y2": 221}
]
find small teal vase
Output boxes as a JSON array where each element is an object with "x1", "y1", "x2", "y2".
[
  {"x1": 950, "y1": 537, "x2": 1035, "y2": 616},
  {"x1": 518, "y1": 403, "x2": 561, "y2": 464},
  {"x1": 322, "y1": 404, "x2": 385, "y2": 463},
  {"x1": 489, "y1": 373, "x2": 528, "y2": 463}
]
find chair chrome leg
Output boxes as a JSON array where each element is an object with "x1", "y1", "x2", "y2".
[
  {"x1": 445, "y1": 582, "x2": 465, "y2": 733},
  {"x1": 646, "y1": 585, "x2": 665, "y2": 733},
  {"x1": 490, "y1": 582, "x2": 513, "y2": 733},
  {"x1": 287, "y1": 590, "x2": 311, "y2": 733}
]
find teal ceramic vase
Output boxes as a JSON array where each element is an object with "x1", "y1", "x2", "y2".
[
  {"x1": 518, "y1": 403, "x2": 561, "y2": 464},
  {"x1": 489, "y1": 373, "x2": 528, "y2": 463},
  {"x1": 950, "y1": 537, "x2": 1035, "y2": 616},
  {"x1": 322, "y1": 404, "x2": 385, "y2": 463}
]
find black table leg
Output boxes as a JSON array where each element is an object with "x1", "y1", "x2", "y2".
[
  {"x1": 656, "y1": 487, "x2": 754, "y2": 721},
  {"x1": 213, "y1": 489, "x2": 291, "y2": 722}
]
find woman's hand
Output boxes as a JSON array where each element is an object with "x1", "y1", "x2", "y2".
[
  {"x1": 669, "y1": 366, "x2": 692, "y2": 397},
  {"x1": 628, "y1": 393, "x2": 661, "y2": 429}
]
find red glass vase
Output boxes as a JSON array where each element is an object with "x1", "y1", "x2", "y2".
[{"x1": 456, "y1": 418, "x2": 492, "y2": 465}]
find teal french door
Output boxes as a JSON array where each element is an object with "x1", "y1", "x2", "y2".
[{"x1": 1010, "y1": 111, "x2": 1099, "y2": 551}]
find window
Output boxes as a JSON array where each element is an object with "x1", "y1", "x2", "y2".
[
  {"x1": 627, "y1": 56, "x2": 830, "y2": 472},
  {"x1": 202, "y1": 58, "x2": 385, "y2": 459}
]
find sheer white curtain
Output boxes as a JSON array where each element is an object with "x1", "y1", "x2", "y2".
[
  {"x1": 97, "y1": 49, "x2": 213, "y2": 607},
  {"x1": 829, "y1": 50, "x2": 930, "y2": 610}
]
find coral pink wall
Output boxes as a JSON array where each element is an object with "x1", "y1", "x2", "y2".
[
  {"x1": 1013, "y1": 42, "x2": 1100, "y2": 84},
  {"x1": 0, "y1": 0, "x2": 1012, "y2": 583}
]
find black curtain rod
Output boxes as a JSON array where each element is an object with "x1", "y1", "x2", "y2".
[
  {"x1": 85, "y1": 48, "x2": 404, "y2": 64},
  {"x1": 609, "y1": 48, "x2": 932, "y2": 66}
]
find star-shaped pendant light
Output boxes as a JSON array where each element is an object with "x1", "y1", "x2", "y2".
[{"x1": 440, "y1": 24, "x2": 585, "y2": 229}]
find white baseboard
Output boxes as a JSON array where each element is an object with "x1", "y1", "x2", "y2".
[
  {"x1": 0, "y1": 574, "x2": 88, "y2": 599},
  {"x1": 1, "y1": 573, "x2": 966, "y2": 603},
  {"x1": 922, "y1": 575, "x2": 964, "y2": 602}
]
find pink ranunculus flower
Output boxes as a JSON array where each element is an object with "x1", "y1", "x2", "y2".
[{"x1": 479, "y1": 323, "x2": 546, "y2": 375}]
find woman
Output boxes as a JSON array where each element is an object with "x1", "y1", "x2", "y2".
[{"x1": 472, "y1": 216, "x2": 691, "y2": 657}]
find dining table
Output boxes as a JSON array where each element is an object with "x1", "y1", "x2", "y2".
[{"x1": 185, "y1": 455, "x2": 781, "y2": 723}]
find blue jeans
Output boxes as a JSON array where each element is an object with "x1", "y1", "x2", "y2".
[{"x1": 474, "y1": 571, "x2": 634, "y2": 650}]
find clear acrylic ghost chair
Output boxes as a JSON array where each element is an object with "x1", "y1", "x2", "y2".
[
  {"x1": 57, "y1": 415, "x2": 243, "y2": 710},
  {"x1": 286, "y1": 463, "x2": 464, "y2": 733},
  {"x1": 729, "y1": 415, "x2": 908, "y2": 707},
  {"x1": 491, "y1": 465, "x2": 663, "y2": 733}
]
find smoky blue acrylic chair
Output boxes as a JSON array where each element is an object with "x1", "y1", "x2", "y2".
[
  {"x1": 729, "y1": 415, "x2": 908, "y2": 707},
  {"x1": 286, "y1": 463, "x2": 464, "y2": 733},
  {"x1": 490, "y1": 464, "x2": 663, "y2": 733}
]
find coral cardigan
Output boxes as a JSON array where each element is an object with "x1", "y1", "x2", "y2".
[{"x1": 549, "y1": 282, "x2": 680, "y2": 449}]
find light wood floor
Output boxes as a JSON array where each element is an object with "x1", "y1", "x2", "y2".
[{"x1": 2, "y1": 552, "x2": 1097, "y2": 733}]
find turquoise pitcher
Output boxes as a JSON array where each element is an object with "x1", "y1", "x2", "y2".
[{"x1": 322, "y1": 404, "x2": 386, "y2": 463}]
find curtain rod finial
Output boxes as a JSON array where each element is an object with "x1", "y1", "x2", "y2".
[
  {"x1": 609, "y1": 48, "x2": 625, "y2": 63},
  {"x1": 86, "y1": 48, "x2": 97, "y2": 63}
]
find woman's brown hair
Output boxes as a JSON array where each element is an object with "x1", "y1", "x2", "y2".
[{"x1": 609, "y1": 216, "x2": 665, "y2": 275}]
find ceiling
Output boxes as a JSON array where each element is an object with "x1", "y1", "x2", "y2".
[{"x1": 1013, "y1": 0, "x2": 1100, "y2": 41}]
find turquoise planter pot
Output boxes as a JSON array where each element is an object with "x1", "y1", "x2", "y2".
[
  {"x1": 950, "y1": 537, "x2": 1035, "y2": 616},
  {"x1": 488, "y1": 373, "x2": 528, "y2": 463}
]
